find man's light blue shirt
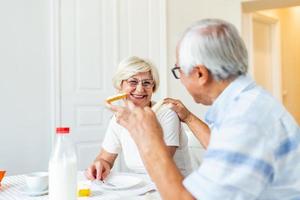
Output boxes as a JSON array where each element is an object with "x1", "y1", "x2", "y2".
[{"x1": 183, "y1": 75, "x2": 300, "y2": 200}]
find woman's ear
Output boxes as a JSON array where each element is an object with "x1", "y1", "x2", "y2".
[{"x1": 195, "y1": 65, "x2": 209, "y2": 85}]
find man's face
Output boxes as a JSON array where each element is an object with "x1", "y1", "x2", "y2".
[
  {"x1": 178, "y1": 66, "x2": 204, "y2": 104},
  {"x1": 175, "y1": 46, "x2": 211, "y2": 105}
]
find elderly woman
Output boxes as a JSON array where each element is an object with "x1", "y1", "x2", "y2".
[{"x1": 86, "y1": 56, "x2": 192, "y2": 180}]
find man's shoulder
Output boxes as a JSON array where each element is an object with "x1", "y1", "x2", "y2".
[{"x1": 229, "y1": 86, "x2": 285, "y2": 121}]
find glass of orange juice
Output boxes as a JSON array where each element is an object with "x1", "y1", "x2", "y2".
[{"x1": 0, "y1": 170, "x2": 6, "y2": 187}]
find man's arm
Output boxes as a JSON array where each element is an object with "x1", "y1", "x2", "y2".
[
  {"x1": 109, "y1": 102, "x2": 195, "y2": 200},
  {"x1": 137, "y1": 133, "x2": 195, "y2": 200},
  {"x1": 184, "y1": 112, "x2": 210, "y2": 148}
]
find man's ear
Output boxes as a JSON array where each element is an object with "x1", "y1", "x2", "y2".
[{"x1": 195, "y1": 65, "x2": 209, "y2": 84}]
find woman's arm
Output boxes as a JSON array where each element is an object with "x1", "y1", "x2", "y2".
[
  {"x1": 95, "y1": 148, "x2": 118, "y2": 168},
  {"x1": 167, "y1": 146, "x2": 177, "y2": 157},
  {"x1": 86, "y1": 148, "x2": 118, "y2": 180},
  {"x1": 164, "y1": 98, "x2": 210, "y2": 148}
]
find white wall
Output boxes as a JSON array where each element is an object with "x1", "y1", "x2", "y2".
[
  {"x1": 166, "y1": 0, "x2": 243, "y2": 119},
  {"x1": 0, "y1": 0, "x2": 52, "y2": 175},
  {"x1": 0, "y1": 0, "x2": 247, "y2": 175}
]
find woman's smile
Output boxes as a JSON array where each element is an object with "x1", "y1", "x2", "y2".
[
  {"x1": 130, "y1": 93, "x2": 148, "y2": 99},
  {"x1": 120, "y1": 71, "x2": 154, "y2": 107}
]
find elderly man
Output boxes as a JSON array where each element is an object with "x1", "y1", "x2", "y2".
[{"x1": 108, "y1": 19, "x2": 300, "y2": 200}]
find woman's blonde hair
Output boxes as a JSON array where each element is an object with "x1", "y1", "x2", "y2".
[{"x1": 112, "y1": 56, "x2": 160, "y2": 92}]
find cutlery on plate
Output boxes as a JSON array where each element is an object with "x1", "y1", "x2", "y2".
[
  {"x1": 102, "y1": 181, "x2": 117, "y2": 187},
  {"x1": 94, "y1": 179, "x2": 117, "y2": 188}
]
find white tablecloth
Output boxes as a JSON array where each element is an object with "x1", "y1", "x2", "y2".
[{"x1": 0, "y1": 172, "x2": 161, "y2": 200}]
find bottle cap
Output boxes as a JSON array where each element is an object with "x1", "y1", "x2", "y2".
[{"x1": 56, "y1": 127, "x2": 70, "y2": 134}]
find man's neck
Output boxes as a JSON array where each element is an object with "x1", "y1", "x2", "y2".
[{"x1": 207, "y1": 77, "x2": 236, "y2": 104}]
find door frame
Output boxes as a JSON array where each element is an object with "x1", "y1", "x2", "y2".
[
  {"x1": 50, "y1": 0, "x2": 61, "y2": 142},
  {"x1": 242, "y1": 12, "x2": 282, "y2": 102}
]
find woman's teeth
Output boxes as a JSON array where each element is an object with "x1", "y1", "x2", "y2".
[{"x1": 132, "y1": 94, "x2": 145, "y2": 99}]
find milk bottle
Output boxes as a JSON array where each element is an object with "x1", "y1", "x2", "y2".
[{"x1": 49, "y1": 127, "x2": 77, "y2": 200}]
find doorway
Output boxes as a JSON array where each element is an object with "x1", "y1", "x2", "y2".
[{"x1": 242, "y1": 0, "x2": 300, "y2": 124}]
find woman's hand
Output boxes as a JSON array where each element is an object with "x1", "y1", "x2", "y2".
[
  {"x1": 85, "y1": 158, "x2": 111, "y2": 181},
  {"x1": 164, "y1": 98, "x2": 192, "y2": 123}
]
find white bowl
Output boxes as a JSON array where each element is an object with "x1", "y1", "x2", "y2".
[{"x1": 25, "y1": 172, "x2": 48, "y2": 192}]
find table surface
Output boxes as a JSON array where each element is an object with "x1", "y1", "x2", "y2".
[{"x1": 0, "y1": 172, "x2": 161, "y2": 200}]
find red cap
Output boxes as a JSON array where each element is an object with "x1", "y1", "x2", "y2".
[{"x1": 56, "y1": 127, "x2": 70, "y2": 134}]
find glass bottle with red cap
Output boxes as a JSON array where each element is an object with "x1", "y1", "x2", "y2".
[{"x1": 49, "y1": 127, "x2": 77, "y2": 200}]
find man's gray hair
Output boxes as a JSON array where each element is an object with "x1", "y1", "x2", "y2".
[{"x1": 179, "y1": 18, "x2": 248, "y2": 81}]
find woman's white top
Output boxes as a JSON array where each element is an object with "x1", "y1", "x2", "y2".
[{"x1": 102, "y1": 106, "x2": 192, "y2": 176}]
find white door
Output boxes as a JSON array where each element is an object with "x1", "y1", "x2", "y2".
[
  {"x1": 252, "y1": 14, "x2": 282, "y2": 100},
  {"x1": 243, "y1": 13, "x2": 282, "y2": 101},
  {"x1": 54, "y1": 0, "x2": 166, "y2": 170},
  {"x1": 253, "y1": 15, "x2": 273, "y2": 93}
]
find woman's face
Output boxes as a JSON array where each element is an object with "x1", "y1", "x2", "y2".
[{"x1": 120, "y1": 71, "x2": 155, "y2": 107}]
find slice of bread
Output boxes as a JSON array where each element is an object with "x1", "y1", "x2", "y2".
[{"x1": 106, "y1": 93, "x2": 128, "y2": 104}]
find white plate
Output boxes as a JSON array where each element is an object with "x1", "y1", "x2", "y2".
[
  {"x1": 100, "y1": 174, "x2": 142, "y2": 190},
  {"x1": 19, "y1": 186, "x2": 48, "y2": 196}
]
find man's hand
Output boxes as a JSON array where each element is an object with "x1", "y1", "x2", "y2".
[
  {"x1": 164, "y1": 98, "x2": 192, "y2": 123},
  {"x1": 106, "y1": 101, "x2": 195, "y2": 200},
  {"x1": 85, "y1": 158, "x2": 111, "y2": 181},
  {"x1": 164, "y1": 98, "x2": 210, "y2": 148}
]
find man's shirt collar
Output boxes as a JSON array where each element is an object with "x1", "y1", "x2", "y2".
[{"x1": 205, "y1": 75, "x2": 256, "y2": 127}]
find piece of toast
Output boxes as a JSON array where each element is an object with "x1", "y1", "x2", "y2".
[{"x1": 106, "y1": 93, "x2": 128, "y2": 104}]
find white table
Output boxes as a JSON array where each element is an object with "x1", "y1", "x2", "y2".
[{"x1": 0, "y1": 172, "x2": 161, "y2": 200}]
